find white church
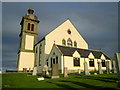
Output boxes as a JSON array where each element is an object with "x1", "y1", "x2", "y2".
[{"x1": 17, "y1": 8, "x2": 112, "y2": 74}]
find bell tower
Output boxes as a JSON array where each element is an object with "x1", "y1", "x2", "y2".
[{"x1": 17, "y1": 8, "x2": 40, "y2": 71}]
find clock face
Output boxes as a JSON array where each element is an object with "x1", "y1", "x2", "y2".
[
  {"x1": 25, "y1": 35, "x2": 34, "y2": 50},
  {"x1": 67, "y1": 29, "x2": 71, "y2": 34}
]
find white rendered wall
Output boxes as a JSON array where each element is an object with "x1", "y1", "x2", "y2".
[
  {"x1": 45, "y1": 20, "x2": 88, "y2": 60},
  {"x1": 18, "y1": 52, "x2": 35, "y2": 71}
]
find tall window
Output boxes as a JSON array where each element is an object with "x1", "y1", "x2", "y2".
[
  {"x1": 74, "y1": 58, "x2": 80, "y2": 66},
  {"x1": 56, "y1": 56, "x2": 58, "y2": 64},
  {"x1": 67, "y1": 38, "x2": 72, "y2": 46},
  {"x1": 51, "y1": 58, "x2": 52, "y2": 67},
  {"x1": 101, "y1": 60, "x2": 105, "y2": 67},
  {"x1": 53, "y1": 58, "x2": 55, "y2": 64},
  {"x1": 27, "y1": 23, "x2": 30, "y2": 30},
  {"x1": 31, "y1": 24, "x2": 34, "y2": 31},
  {"x1": 74, "y1": 41, "x2": 77, "y2": 47},
  {"x1": 89, "y1": 59, "x2": 94, "y2": 67},
  {"x1": 62, "y1": 39, "x2": 66, "y2": 45}
]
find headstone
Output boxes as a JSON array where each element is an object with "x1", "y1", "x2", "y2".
[
  {"x1": 115, "y1": 53, "x2": 120, "y2": 88},
  {"x1": 94, "y1": 73, "x2": 97, "y2": 75},
  {"x1": 23, "y1": 68, "x2": 27, "y2": 72},
  {"x1": 98, "y1": 62, "x2": 103, "y2": 74},
  {"x1": 32, "y1": 67, "x2": 37, "y2": 75},
  {"x1": 112, "y1": 60, "x2": 117, "y2": 73},
  {"x1": 51, "y1": 64, "x2": 59, "y2": 79},
  {"x1": 29, "y1": 68, "x2": 31, "y2": 72},
  {"x1": 42, "y1": 65, "x2": 49, "y2": 77},
  {"x1": 37, "y1": 77, "x2": 44, "y2": 81},
  {"x1": 106, "y1": 61, "x2": 110, "y2": 74},
  {"x1": 64, "y1": 67, "x2": 68, "y2": 77},
  {"x1": 84, "y1": 62, "x2": 89, "y2": 75},
  {"x1": 78, "y1": 69, "x2": 81, "y2": 74}
]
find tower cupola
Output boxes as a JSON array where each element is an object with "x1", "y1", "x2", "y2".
[{"x1": 28, "y1": 8, "x2": 34, "y2": 14}]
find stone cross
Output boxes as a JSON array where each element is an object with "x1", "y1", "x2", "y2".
[
  {"x1": 42, "y1": 65, "x2": 49, "y2": 77},
  {"x1": 64, "y1": 67, "x2": 68, "y2": 77},
  {"x1": 51, "y1": 64, "x2": 59, "y2": 79},
  {"x1": 112, "y1": 59, "x2": 117, "y2": 73},
  {"x1": 84, "y1": 62, "x2": 89, "y2": 75},
  {"x1": 106, "y1": 61, "x2": 110, "y2": 74},
  {"x1": 98, "y1": 62, "x2": 103, "y2": 74},
  {"x1": 32, "y1": 67, "x2": 37, "y2": 75},
  {"x1": 115, "y1": 53, "x2": 120, "y2": 88}
]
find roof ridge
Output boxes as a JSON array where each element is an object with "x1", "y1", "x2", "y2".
[{"x1": 56, "y1": 44, "x2": 101, "y2": 52}]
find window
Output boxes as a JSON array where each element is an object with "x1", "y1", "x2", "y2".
[
  {"x1": 46, "y1": 59, "x2": 48, "y2": 66},
  {"x1": 101, "y1": 60, "x2": 105, "y2": 67},
  {"x1": 27, "y1": 23, "x2": 30, "y2": 30},
  {"x1": 51, "y1": 58, "x2": 52, "y2": 67},
  {"x1": 74, "y1": 41, "x2": 77, "y2": 47},
  {"x1": 89, "y1": 59, "x2": 94, "y2": 67},
  {"x1": 74, "y1": 58, "x2": 80, "y2": 66},
  {"x1": 56, "y1": 56, "x2": 58, "y2": 64},
  {"x1": 31, "y1": 24, "x2": 34, "y2": 31},
  {"x1": 53, "y1": 58, "x2": 55, "y2": 64},
  {"x1": 62, "y1": 39, "x2": 66, "y2": 45},
  {"x1": 67, "y1": 38, "x2": 72, "y2": 46}
]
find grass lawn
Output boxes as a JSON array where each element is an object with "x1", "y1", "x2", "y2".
[{"x1": 2, "y1": 73, "x2": 118, "y2": 89}]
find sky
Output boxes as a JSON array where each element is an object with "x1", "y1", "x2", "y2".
[{"x1": 2, "y1": 2, "x2": 118, "y2": 70}]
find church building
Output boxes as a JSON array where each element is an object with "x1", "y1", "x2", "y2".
[{"x1": 17, "y1": 9, "x2": 112, "y2": 73}]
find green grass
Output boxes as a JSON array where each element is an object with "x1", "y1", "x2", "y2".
[{"x1": 2, "y1": 73, "x2": 118, "y2": 89}]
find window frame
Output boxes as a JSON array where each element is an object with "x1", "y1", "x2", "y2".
[
  {"x1": 74, "y1": 41, "x2": 77, "y2": 47},
  {"x1": 101, "y1": 60, "x2": 106, "y2": 67},
  {"x1": 62, "y1": 39, "x2": 66, "y2": 45},
  {"x1": 73, "y1": 57, "x2": 80, "y2": 66},
  {"x1": 31, "y1": 24, "x2": 34, "y2": 31},
  {"x1": 89, "y1": 59, "x2": 94, "y2": 67},
  {"x1": 27, "y1": 23, "x2": 30, "y2": 30},
  {"x1": 67, "y1": 38, "x2": 72, "y2": 46}
]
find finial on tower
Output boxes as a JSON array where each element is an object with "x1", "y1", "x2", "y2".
[{"x1": 28, "y1": 8, "x2": 34, "y2": 14}]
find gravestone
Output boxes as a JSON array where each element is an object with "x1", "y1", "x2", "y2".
[
  {"x1": 51, "y1": 64, "x2": 59, "y2": 79},
  {"x1": 42, "y1": 65, "x2": 49, "y2": 77},
  {"x1": 84, "y1": 62, "x2": 89, "y2": 75},
  {"x1": 78, "y1": 69, "x2": 81, "y2": 74},
  {"x1": 29, "y1": 68, "x2": 31, "y2": 72},
  {"x1": 106, "y1": 61, "x2": 110, "y2": 74},
  {"x1": 64, "y1": 67, "x2": 68, "y2": 77},
  {"x1": 115, "y1": 53, "x2": 120, "y2": 88},
  {"x1": 37, "y1": 77, "x2": 44, "y2": 81},
  {"x1": 112, "y1": 60, "x2": 117, "y2": 73},
  {"x1": 32, "y1": 67, "x2": 37, "y2": 75},
  {"x1": 98, "y1": 62, "x2": 103, "y2": 74}
]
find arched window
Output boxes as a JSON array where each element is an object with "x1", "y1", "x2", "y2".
[
  {"x1": 62, "y1": 39, "x2": 66, "y2": 45},
  {"x1": 74, "y1": 41, "x2": 77, "y2": 47},
  {"x1": 67, "y1": 38, "x2": 72, "y2": 46},
  {"x1": 27, "y1": 23, "x2": 30, "y2": 30},
  {"x1": 31, "y1": 24, "x2": 34, "y2": 31}
]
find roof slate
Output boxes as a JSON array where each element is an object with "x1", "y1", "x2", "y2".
[{"x1": 56, "y1": 45, "x2": 111, "y2": 60}]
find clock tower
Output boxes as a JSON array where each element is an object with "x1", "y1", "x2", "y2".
[{"x1": 17, "y1": 8, "x2": 40, "y2": 71}]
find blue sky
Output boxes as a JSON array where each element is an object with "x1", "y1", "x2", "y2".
[{"x1": 2, "y1": 2, "x2": 118, "y2": 70}]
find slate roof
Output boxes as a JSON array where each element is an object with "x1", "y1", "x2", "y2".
[{"x1": 56, "y1": 45, "x2": 111, "y2": 60}]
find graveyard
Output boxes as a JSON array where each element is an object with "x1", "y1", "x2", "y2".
[
  {"x1": 2, "y1": 53, "x2": 120, "y2": 89},
  {"x1": 2, "y1": 72, "x2": 117, "y2": 89}
]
